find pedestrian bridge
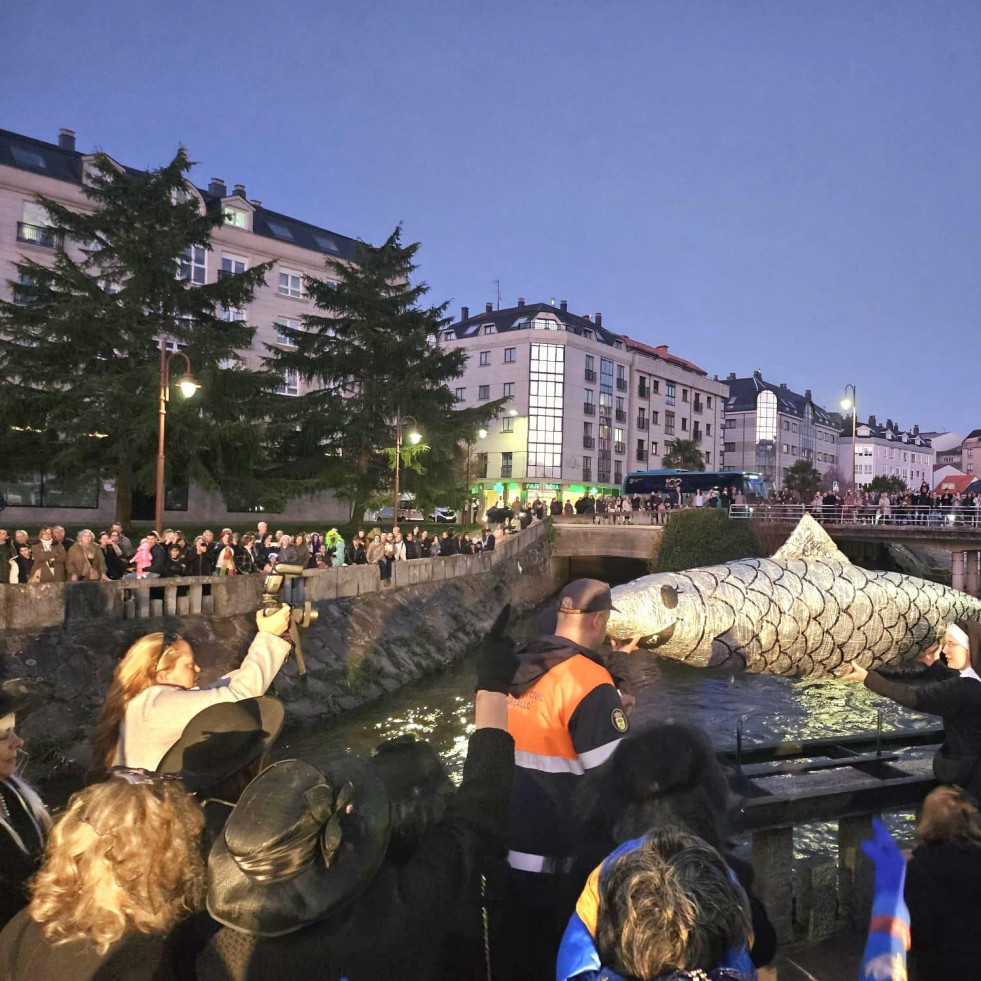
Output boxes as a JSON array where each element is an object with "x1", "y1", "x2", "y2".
[{"x1": 551, "y1": 520, "x2": 664, "y2": 561}]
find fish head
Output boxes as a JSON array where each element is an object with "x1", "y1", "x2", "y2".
[{"x1": 608, "y1": 573, "x2": 699, "y2": 657}]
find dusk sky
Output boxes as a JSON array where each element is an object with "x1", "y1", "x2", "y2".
[{"x1": 4, "y1": 1, "x2": 979, "y2": 436}]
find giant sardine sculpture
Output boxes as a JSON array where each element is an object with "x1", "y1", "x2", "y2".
[{"x1": 607, "y1": 514, "x2": 981, "y2": 678}]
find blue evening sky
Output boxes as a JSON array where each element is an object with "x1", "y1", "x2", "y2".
[{"x1": 3, "y1": 1, "x2": 979, "y2": 436}]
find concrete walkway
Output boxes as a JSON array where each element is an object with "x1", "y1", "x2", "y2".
[{"x1": 770, "y1": 930, "x2": 867, "y2": 980}]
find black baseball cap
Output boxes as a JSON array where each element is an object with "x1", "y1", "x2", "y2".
[{"x1": 557, "y1": 578, "x2": 618, "y2": 614}]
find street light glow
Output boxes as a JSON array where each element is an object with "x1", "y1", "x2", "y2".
[
  {"x1": 178, "y1": 373, "x2": 201, "y2": 398},
  {"x1": 840, "y1": 397, "x2": 853, "y2": 411},
  {"x1": 408, "y1": 430, "x2": 422, "y2": 445},
  {"x1": 478, "y1": 428, "x2": 488, "y2": 439},
  {"x1": 508, "y1": 409, "x2": 518, "y2": 417}
]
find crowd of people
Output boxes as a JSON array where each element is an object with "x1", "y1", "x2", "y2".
[
  {"x1": 2, "y1": 580, "x2": 976, "y2": 977},
  {"x1": 1, "y1": 520, "x2": 510, "y2": 586}
]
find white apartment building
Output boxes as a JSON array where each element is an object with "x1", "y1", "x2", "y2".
[
  {"x1": 722, "y1": 372, "x2": 841, "y2": 489},
  {"x1": 837, "y1": 417, "x2": 935, "y2": 489},
  {"x1": 0, "y1": 125, "x2": 354, "y2": 524},
  {"x1": 441, "y1": 299, "x2": 727, "y2": 512}
]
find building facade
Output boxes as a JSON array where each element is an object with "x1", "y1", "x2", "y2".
[
  {"x1": 837, "y1": 417, "x2": 935, "y2": 489},
  {"x1": 441, "y1": 299, "x2": 727, "y2": 512},
  {"x1": 722, "y1": 373, "x2": 841, "y2": 489},
  {"x1": 962, "y1": 429, "x2": 981, "y2": 476},
  {"x1": 0, "y1": 125, "x2": 354, "y2": 525}
]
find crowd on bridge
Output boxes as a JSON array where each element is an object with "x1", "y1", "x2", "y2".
[
  {"x1": 1, "y1": 519, "x2": 513, "y2": 586},
  {"x1": 3, "y1": 578, "x2": 978, "y2": 979}
]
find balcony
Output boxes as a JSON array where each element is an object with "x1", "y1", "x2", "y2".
[
  {"x1": 584, "y1": 368, "x2": 597, "y2": 382},
  {"x1": 665, "y1": 426, "x2": 675, "y2": 436},
  {"x1": 693, "y1": 399, "x2": 704, "y2": 413},
  {"x1": 582, "y1": 470, "x2": 592, "y2": 483},
  {"x1": 615, "y1": 409, "x2": 626, "y2": 422},
  {"x1": 616, "y1": 378, "x2": 627, "y2": 391},
  {"x1": 636, "y1": 449, "x2": 649, "y2": 462},
  {"x1": 636, "y1": 417, "x2": 649, "y2": 430},
  {"x1": 614, "y1": 441, "x2": 625, "y2": 454},
  {"x1": 583, "y1": 402, "x2": 596, "y2": 415},
  {"x1": 598, "y1": 471, "x2": 611, "y2": 483},
  {"x1": 501, "y1": 468, "x2": 512, "y2": 479},
  {"x1": 17, "y1": 222, "x2": 61, "y2": 249},
  {"x1": 638, "y1": 384, "x2": 649, "y2": 399},
  {"x1": 582, "y1": 436, "x2": 595, "y2": 449},
  {"x1": 693, "y1": 429, "x2": 702, "y2": 442}
]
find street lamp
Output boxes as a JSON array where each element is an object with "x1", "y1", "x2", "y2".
[
  {"x1": 464, "y1": 428, "x2": 489, "y2": 525},
  {"x1": 155, "y1": 338, "x2": 200, "y2": 534},
  {"x1": 840, "y1": 384, "x2": 857, "y2": 490},
  {"x1": 393, "y1": 410, "x2": 421, "y2": 521}
]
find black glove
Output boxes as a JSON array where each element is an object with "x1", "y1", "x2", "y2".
[{"x1": 476, "y1": 604, "x2": 519, "y2": 694}]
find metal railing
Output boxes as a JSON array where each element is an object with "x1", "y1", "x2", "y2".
[
  {"x1": 17, "y1": 222, "x2": 61, "y2": 249},
  {"x1": 636, "y1": 417, "x2": 648, "y2": 430},
  {"x1": 582, "y1": 436, "x2": 595, "y2": 448},
  {"x1": 728, "y1": 503, "x2": 981, "y2": 528},
  {"x1": 616, "y1": 378, "x2": 627, "y2": 391},
  {"x1": 614, "y1": 441, "x2": 625, "y2": 454},
  {"x1": 584, "y1": 369, "x2": 597, "y2": 382},
  {"x1": 615, "y1": 409, "x2": 626, "y2": 422},
  {"x1": 583, "y1": 402, "x2": 596, "y2": 415}
]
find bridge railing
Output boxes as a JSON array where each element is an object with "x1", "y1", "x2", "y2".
[{"x1": 729, "y1": 503, "x2": 981, "y2": 528}]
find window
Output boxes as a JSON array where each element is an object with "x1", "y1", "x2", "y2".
[
  {"x1": 528, "y1": 343, "x2": 565, "y2": 479},
  {"x1": 223, "y1": 207, "x2": 248, "y2": 228},
  {"x1": 267, "y1": 221, "x2": 295, "y2": 241},
  {"x1": 615, "y1": 397, "x2": 624, "y2": 412},
  {"x1": 615, "y1": 427, "x2": 624, "y2": 444},
  {"x1": 681, "y1": 417, "x2": 688, "y2": 431},
  {"x1": 651, "y1": 410, "x2": 659, "y2": 425},
  {"x1": 704, "y1": 452, "x2": 711, "y2": 464},
  {"x1": 478, "y1": 385, "x2": 490, "y2": 400},
  {"x1": 651, "y1": 380, "x2": 659, "y2": 394},
  {"x1": 275, "y1": 318, "x2": 301, "y2": 346},
  {"x1": 504, "y1": 347, "x2": 516, "y2": 363},
  {"x1": 614, "y1": 462, "x2": 623, "y2": 483},
  {"x1": 782, "y1": 443, "x2": 790, "y2": 453},
  {"x1": 454, "y1": 387, "x2": 465, "y2": 400},
  {"x1": 483, "y1": 325, "x2": 496, "y2": 335},
  {"x1": 584, "y1": 388, "x2": 594, "y2": 404},
  {"x1": 479, "y1": 351, "x2": 491, "y2": 366},
  {"x1": 706, "y1": 424, "x2": 711, "y2": 436},
  {"x1": 586, "y1": 355, "x2": 595, "y2": 371},
  {"x1": 178, "y1": 246, "x2": 207, "y2": 284},
  {"x1": 582, "y1": 455, "x2": 592, "y2": 474},
  {"x1": 584, "y1": 422, "x2": 593, "y2": 437},
  {"x1": 220, "y1": 254, "x2": 246, "y2": 278},
  {"x1": 10, "y1": 145, "x2": 47, "y2": 169},
  {"x1": 725, "y1": 442, "x2": 736, "y2": 452},
  {"x1": 782, "y1": 420, "x2": 790, "y2": 431},
  {"x1": 218, "y1": 306, "x2": 245, "y2": 322},
  {"x1": 501, "y1": 452, "x2": 513, "y2": 478},
  {"x1": 503, "y1": 382, "x2": 514, "y2": 398},
  {"x1": 665, "y1": 411, "x2": 675, "y2": 434},
  {"x1": 682, "y1": 389, "x2": 689, "y2": 402},
  {"x1": 279, "y1": 370, "x2": 299, "y2": 397},
  {"x1": 502, "y1": 416, "x2": 514, "y2": 433},
  {"x1": 583, "y1": 329, "x2": 593, "y2": 340},
  {"x1": 278, "y1": 270, "x2": 302, "y2": 298},
  {"x1": 650, "y1": 441, "x2": 659, "y2": 456},
  {"x1": 756, "y1": 391, "x2": 778, "y2": 443},
  {"x1": 314, "y1": 234, "x2": 341, "y2": 254},
  {"x1": 666, "y1": 381, "x2": 676, "y2": 405},
  {"x1": 707, "y1": 396, "x2": 712, "y2": 408}
]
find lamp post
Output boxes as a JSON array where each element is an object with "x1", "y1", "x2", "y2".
[
  {"x1": 465, "y1": 428, "x2": 488, "y2": 525},
  {"x1": 393, "y1": 410, "x2": 421, "y2": 521},
  {"x1": 840, "y1": 384, "x2": 857, "y2": 490},
  {"x1": 155, "y1": 338, "x2": 200, "y2": 534}
]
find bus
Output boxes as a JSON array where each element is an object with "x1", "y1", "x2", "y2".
[{"x1": 621, "y1": 469, "x2": 769, "y2": 502}]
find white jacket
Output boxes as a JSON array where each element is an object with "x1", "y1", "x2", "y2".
[{"x1": 114, "y1": 632, "x2": 291, "y2": 771}]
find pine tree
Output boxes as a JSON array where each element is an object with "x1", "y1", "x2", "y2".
[
  {"x1": 0, "y1": 149, "x2": 277, "y2": 524},
  {"x1": 268, "y1": 226, "x2": 503, "y2": 525},
  {"x1": 782, "y1": 460, "x2": 822, "y2": 501},
  {"x1": 662, "y1": 438, "x2": 706, "y2": 471}
]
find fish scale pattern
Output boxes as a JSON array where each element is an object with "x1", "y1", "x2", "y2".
[{"x1": 611, "y1": 558, "x2": 981, "y2": 679}]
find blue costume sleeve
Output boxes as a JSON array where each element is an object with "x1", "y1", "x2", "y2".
[{"x1": 858, "y1": 817, "x2": 909, "y2": 981}]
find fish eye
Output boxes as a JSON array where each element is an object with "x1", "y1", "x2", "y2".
[{"x1": 661, "y1": 584, "x2": 680, "y2": 610}]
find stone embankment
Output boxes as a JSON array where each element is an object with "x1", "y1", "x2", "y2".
[{"x1": 0, "y1": 522, "x2": 558, "y2": 782}]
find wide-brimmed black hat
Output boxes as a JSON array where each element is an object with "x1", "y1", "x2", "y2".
[
  {"x1": 207, "y1": 757, "x2": 390, "y2": 937},
  {"x1": 157, "y1": 697, "x2": 285, "y2": 795},
  {"x1": 0, "y1": 679, "x2": 44, "y2": 720}
]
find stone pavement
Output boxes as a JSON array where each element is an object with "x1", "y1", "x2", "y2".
[{"x1": 770, "y1": 929, "x2": 867, "y2": 980}]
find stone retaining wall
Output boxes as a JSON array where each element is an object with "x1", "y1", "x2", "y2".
[{"x1": 0, "y1": 522, "x2": 557, "y2": 783}]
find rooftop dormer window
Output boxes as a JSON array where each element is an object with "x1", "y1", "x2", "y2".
[{"x1": 223, "y1": 207, "x2": 248, "y2": 229}]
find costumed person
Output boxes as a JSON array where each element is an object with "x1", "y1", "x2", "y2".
[
  {"x1": 90, "y1": 604, "x2": 294, "y2": 777},
  {"x1": 502, "y1": 580, "x2": 642, "y2": 979},
  {"x1": 0, "y1": 681, "x2": 52, "y2": 930},
  {"x1": 0, "y1": 772, "x2": 205, "y2": 980},
  {"x1": 857, "y1": 818, "x2": 909, "y2": 981},
  {"x1": 903, "y1": 785, "x2": 981, "y2": 978},
  {"x1": 324, "y1": 528, "x2": 346, "y2": 567},
  {"x1": 557, "y1": 828, "x2": 756, "y2": 981},
  {"x1": 570, "y1": 724, "x2": 776, "y2": 970},
  {"x1": 841, "y1": 621, "x2": 981, "y2": 792},
  {"x1": 197, "y1": 606, "x2": 517, "y2": 981}
]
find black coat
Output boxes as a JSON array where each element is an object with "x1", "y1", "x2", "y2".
[
  {"x1": 440, "y1": 537, "x2": 458, "y2": 557},
  {"x1": 102, "y1": 545, "x2": 128, "y2": 580},
  {"x1": 905, "y1": 840, "x2": 981, "y2": 978},
  {"x1": 865, "y1": 669, "x2": 981, "y2": 787},
  {"x1": 186, "y1": 552, "x2": 215, "y2": 578},
  {"x1": 147, "y1": 543, "x2": 167, "y2": 577},
  {"x1": 198, "y1": 728, "x2": 514, "y2": 981},
  {"x1": 0, "y1": 781, "x2": 48, "y2": 931}
]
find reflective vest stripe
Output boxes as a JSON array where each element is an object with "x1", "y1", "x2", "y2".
[
  {"x1": 576, "y1": 738, "x2": 622, "y2": 771},
  {"x1": 514, "y1": 750, "x2": 585, "y2": 775}
]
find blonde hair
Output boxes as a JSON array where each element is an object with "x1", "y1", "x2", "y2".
[
  {"x1": 29, "y1": 778, "x2": 204, "y2": 953},
  {"x1": 90, "y1": 633, "x2": 184, "y2": 778},
  {"x1": 918, "y1": 785, "x2": 981, "y2": 849}
]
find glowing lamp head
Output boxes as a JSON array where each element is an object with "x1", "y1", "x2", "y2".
[
  {"x1": 178, "y1": 373, "x2": 201, "y2": 398},
  {"x1": 840, "y1": 397, "x2": 853, "y2": 411},
  {"x1": 508, "y1": 410, "x2": 518, "y2": 417},
  {"x1": 408, "y1": 431, "x2": 422, "y2": 445},
  {"x1": 477, "y1": 428, "x2": 488, "y2": 439}
]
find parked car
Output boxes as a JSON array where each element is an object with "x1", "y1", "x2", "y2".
[
  {"x1": 428, "y1": 507, "x2": 457, "y2": 523},
  {"x1": 373, "y1": 506, "x2": 425, "y2": 522}
]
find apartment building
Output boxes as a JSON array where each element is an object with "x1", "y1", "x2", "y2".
[
  {"x1": 441, "y1": 299, "x2": 727, "y2": 513},
  {"x1": 723, "y1": 372, "x2": 841, "y2": 489},
  {"x1": 918, "y1": 431, "x2": 963, "y2": 471},
  {"x1": 0, "y1": 125, "x2": 354, "y2": 524},
  {"x1": 962, "y1": 429, "x2": 981, "y2": 475},
  {"x1": 837, "y1": 416, "x2": 936, "y2": 489}
]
